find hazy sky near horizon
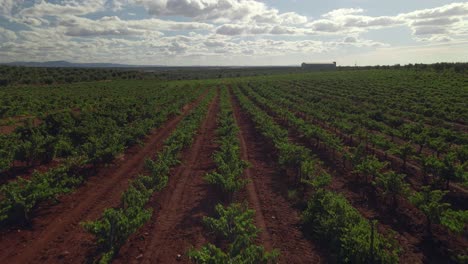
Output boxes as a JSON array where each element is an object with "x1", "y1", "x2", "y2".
[{"x1": 0, "y1": 0, "x2": 467, "y2": 66}]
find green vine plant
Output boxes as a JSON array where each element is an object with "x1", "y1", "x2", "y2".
[{"x1": 189, "y1": 203, "x2": 279, "y2": 264}]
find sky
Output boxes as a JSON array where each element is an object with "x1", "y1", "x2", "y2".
[{"x1": 0, "y1": 0, "x2": 467, "y2": 66}]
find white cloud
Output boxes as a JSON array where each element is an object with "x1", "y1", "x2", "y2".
[
  {"x1": 413, "y1": 26, "x2": 448, "y2": 36},
  {"x1": 323, "y1": 8, "x2": 364, "y2": 18},
  {"x1": 132, "y1": 0, "x2": 263, "y2": 21},
  {"x1": 216, "y1": 24, "x2": 302, "y2": 35},
  {"x1": 19, "y1": 0, "x2": 106, "y2": 17},
  {"x1": 401, "y1": 3, "x2": 468, "y2": 40},
  {"x1": 305, "y1": 7, "x2": 405, "y2": 34},
  {"x1": 131, "y1": 0, "x2": 307, "y2": 25},
  {"x1": 0, "y1": 0, "x2": 24, "y2": 17},
  {"x1": 56, "y1": 15, "x2": 212, "y2": 37},
  {"x1": 412, "y1": 17, "x2": 460, "y2": 26},
  {"x1": 0, "y1": 27, "x2": 17, "y2": 42},
  {"x1": 307, "y1": 20, "x2": 343, "y2": 32},
  {"x1": 402, "y1": 2, "x2": 468, "y2": 20},
  {"x1": 302, "y1": 3, "x2": 468, "y2": 41}
]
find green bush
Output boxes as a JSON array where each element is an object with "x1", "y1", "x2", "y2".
[
  {"x1": 189, "y1": 203, "x2": 279, "y2": 264},
  {"x1": 302, "y1": 190, "x2": 400, "y2": 263}
]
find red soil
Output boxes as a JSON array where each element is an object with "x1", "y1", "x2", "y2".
[
  {"x1": 0, "y1": 116, "x2": 42, "y2": 135},
  {"x1": 230, "y1": 89, "x2": 326, "y2": 264},
  {"x1": 0, "y1": 124, "x2": 16, "y2": 134},
  {"x1": 114, "y1": 92, "x2": 219, "y2": 264},
  {"x1": 0, "y1": 110, "x2": 71, "y2": 135},
  {"x1": 0, "y1": 93, "x2": 205, "y2": 264}
]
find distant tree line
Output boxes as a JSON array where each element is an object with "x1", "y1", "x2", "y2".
[
  {"x1": 0, "y1": 66, "x2": 160, "y2": 86},
  {"x1": 339, "y1": 62, "x2": 468, "y2": 73},
  {"x1": 2, "y1": 63, "x2": 465, "y2": 87},
  {"x1": 0, "y1": 65, "x2": 305, "y2": 86}
]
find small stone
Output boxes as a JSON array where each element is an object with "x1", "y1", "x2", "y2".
[
  {"x1": 136, "y1": 254, "x2": 143, "y2": 260},
  {"x1": 17, "y1": 229, "x2": 21, "y2": 233},
  {"x1": 176, "y1": 254, "x2": 182, "y2": 261},
  {"x1": 58, "y1": 251, "x2": 70, "y2": 259},
  {"x1": 271, "y1": 216, "x2": 276, "y2": 219},
  {"x1": 144, "y1": 232, "x2": 149, "y2": 236}
]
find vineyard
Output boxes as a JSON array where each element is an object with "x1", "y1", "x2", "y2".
[{"x1": 0, "y1": 69, "x2": 467, "y2": 263}]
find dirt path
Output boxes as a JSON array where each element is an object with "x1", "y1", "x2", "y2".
[
  {"x1": 0, "y1": 93, "x2": 205, "y2": 264},
  {"x1": 232, "y1": 101, "x2": 273, "y2": 252},
  {"x1": 114, "y1": 91, "x2": 219, "y2": 264},
  {"x1": 230, "y1": 90, "x2": 326, "y2": 264}
]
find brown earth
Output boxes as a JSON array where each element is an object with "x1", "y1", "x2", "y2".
[
  {"x1": 0, "y1": 92, "x2": 205, "y2": 264},
  {"x1": 0, "y1": 108, "x2": 79, "y2": 135},
  {"x1": 230, "y1": 88, "x2": 326, "y2": 264},
  {"x1": 0, "y1": 116, "x2": 42, "y2": 134},
  {"x1": 113, "y1": 91, "x2": 219, "y2": 264}
]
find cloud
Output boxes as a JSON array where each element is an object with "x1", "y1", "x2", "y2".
[
  {"x1": 411, "y1": 17, "x2": 460, "y2": 26},
  {"x1": 216, "y1": 24, "x2": 301, "y2": 35},
  {"x1": 344, "y1": 36, "x2": 357, "y2": 43},
  {"x1": 323, "y1": 8, "x2": 364, "y2": 18},
  {"x1": 0, "y1": 27, "x2": 17, "y2": 41},
  {"x1": 403, "y1": 2, "x2": 468, "y2": 20},
  {"x1": 0, "y1": 0, "x2": 24, "y2": 17},
  {"x1": 57, "y1": 15, "x2": 212, "y2": 37},
  {"x1": 216, "y1": 24, "x2": 245, "y2": 35},
  {"x1": 308, "y1": 20, "x2": 342, "y2": 32},
  {"x1": 132, "y1": 0, "x2": 307, "y2": 25},
  {"x1": 251, "y1": 11, "x2": 307, "y2": 25},
  {"x1": 302, "y1": 3, "x2": 468, "y2": 41},
  {"x1": 413, "y1": 26, "x2": 448, "y2": 36},
  {"x1": 132, "y1": 0, "x2": 263, "y2": 21},
  {"x1": 19, "y1": 0, "x2": 106, "y2": 17},
  {"x1": 344, "y1": 16, "x2": 403, "y2": 28},
  {"x1": 306, "y1": 7, "x2": 405, "y2": 34},
  {"x1": 401, "y1": 3, "x2": 468, "y2": 40}
]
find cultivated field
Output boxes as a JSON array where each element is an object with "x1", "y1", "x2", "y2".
[{"x1": 0, "y1": 69, "x2": 467, "y2": 263}]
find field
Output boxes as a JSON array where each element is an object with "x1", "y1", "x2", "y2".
[{"x1": 0, "y1": 68, "x2": 467, "y2": 263}]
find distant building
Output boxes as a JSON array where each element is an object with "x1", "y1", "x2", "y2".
[{"x1": 301, "y1": 62, "x2": 336, "y2": 70}]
